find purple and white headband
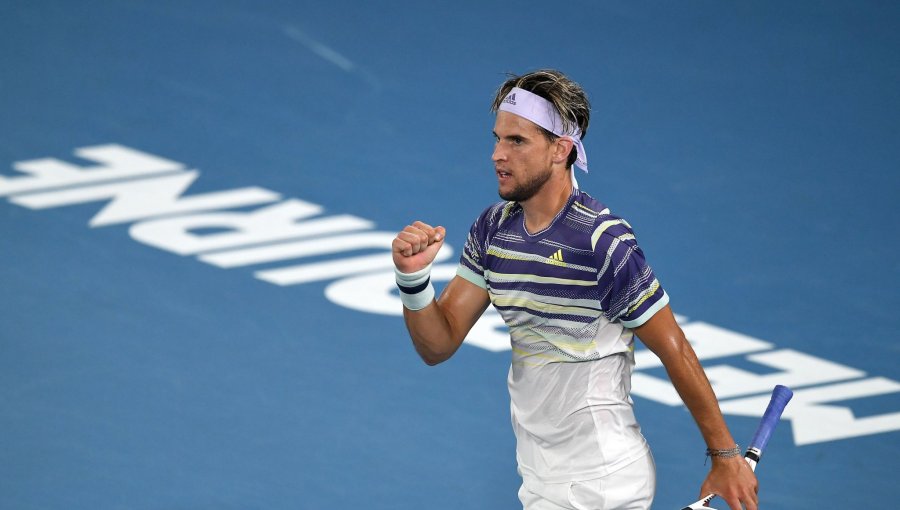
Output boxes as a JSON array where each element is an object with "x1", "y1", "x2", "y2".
[{"x1": 498, "y1": 86, "x2": 588, "y2": 173}]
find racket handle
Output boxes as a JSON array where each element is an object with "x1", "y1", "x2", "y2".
[{"x1": 744, "y1": 384, "x2": 793, "y2": 470}]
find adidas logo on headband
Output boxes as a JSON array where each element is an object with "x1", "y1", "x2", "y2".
[{"x1": 502, "y1": 92, "x2": 517, "y2": 106}]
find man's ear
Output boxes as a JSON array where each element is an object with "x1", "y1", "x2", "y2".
[{"x1": 552, "y1": 137, "x2": 575, "y2": 165}]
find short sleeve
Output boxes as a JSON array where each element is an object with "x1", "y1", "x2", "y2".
[
  {"x1": 593, "y1": 220, "x2": 669, "y2": 328},
  {"x1": 456, "y1": 208, "x2": 491, "y2": 289}
]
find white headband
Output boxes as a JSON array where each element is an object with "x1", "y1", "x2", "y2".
[{"x1": 498, "y1": 86, "x2": 588, "y2": 173}]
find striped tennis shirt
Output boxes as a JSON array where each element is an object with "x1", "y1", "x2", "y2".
[{"x1": 456, "y1": 188, "x2": 669, "y2": 481}]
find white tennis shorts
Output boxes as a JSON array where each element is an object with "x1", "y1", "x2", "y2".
[{"x1": 518, "y1": 451, "x2": 656, "y2": 510}]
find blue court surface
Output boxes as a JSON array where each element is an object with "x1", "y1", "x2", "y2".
[{"x1": 2, "y1": 1, "x2": 898, "y2": 508}]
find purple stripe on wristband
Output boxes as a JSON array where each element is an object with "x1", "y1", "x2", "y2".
[{"x1": 398, "y1": 278, "x2": 431, "y2": 295}]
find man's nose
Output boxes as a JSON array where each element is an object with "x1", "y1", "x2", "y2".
[{"x1": 491, "y1": 142, "x2": 505, "y2": 163}]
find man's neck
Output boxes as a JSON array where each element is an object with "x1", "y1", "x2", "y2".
[{"x1": 520, "y1": 169, "x2": 574, "y2": 234}]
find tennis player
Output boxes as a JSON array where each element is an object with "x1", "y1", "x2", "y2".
[{"x1": 392, "y1": 69, "x2": 758, "y2": 510}]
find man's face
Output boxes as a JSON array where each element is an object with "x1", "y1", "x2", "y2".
[{"x1": 492, "y1": 111, "x2": 555, "y2": 203}]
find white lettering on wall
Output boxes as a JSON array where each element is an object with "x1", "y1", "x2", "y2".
[
  {"x1": 719, "y1": 378, "x2": 900, "y2": 445},
  {"x1": 130, "y1": 200, "x2": 372, "y2": 255},
  {"x1": 11, "y1": 171, "x2": 280, "y2": 226},
  {"x1": 0, "y1": 144, "x2": 183, "y2": 196}
]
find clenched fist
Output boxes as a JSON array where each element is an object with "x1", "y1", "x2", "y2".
[{"x1": 392, "y1": 221, "x2": 446, "y2": 274}]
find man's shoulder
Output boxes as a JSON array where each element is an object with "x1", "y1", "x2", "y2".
[
  {"x1": 574, "y1": 191, "x2": 637, "y2": 250},
  {"x1": 572, "y1": 189, "x2": 609, "y2": 217}
]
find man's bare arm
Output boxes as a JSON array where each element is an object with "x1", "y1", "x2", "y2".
[
  {"x1": 634, "y1": 305, "x2": 759, "y2": 510},
  {"x1": 392, "y1": 221, "x2": 490, "y2": 365},
  {"x1": 404, "y1": 276, "x2": 490, "y2": 365}
]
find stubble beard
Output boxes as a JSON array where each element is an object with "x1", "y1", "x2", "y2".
[{"x1": 498, "y1": 167, "x2": 553, "y2": 203}]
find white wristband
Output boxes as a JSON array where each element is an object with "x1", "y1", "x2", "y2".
[{"x1": 395, "y1": 264, "x2": 435, "y2": 311}]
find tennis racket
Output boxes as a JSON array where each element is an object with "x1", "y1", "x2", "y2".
[{"x1": 679, "y1": 384, "x2": 793, "y2": 510}]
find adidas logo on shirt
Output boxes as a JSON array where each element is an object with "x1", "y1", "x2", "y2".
[{"x1": 548, "y1": 249, "x2": 564, "y2": 262}]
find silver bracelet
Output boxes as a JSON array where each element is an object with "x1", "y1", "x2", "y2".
[{"x1": 705, "y1": 445, "x2": 742, "y2": 461}]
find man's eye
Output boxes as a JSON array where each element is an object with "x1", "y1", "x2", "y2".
[{"x1": 512, "y1": 137, "x2": 524, "y2": 145}]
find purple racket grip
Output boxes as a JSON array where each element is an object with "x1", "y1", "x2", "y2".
[{"x1": 748, "y1": 385, "x2": 793, "y2": 454}]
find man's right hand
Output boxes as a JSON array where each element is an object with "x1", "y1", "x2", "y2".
[{"x1": 392, "y1": 221, "x2": 446, "y2": 274}]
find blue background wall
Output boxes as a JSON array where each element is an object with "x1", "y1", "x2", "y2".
[{"x1": 1, "y1": 1, "x2": 898, "y2": 508}]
